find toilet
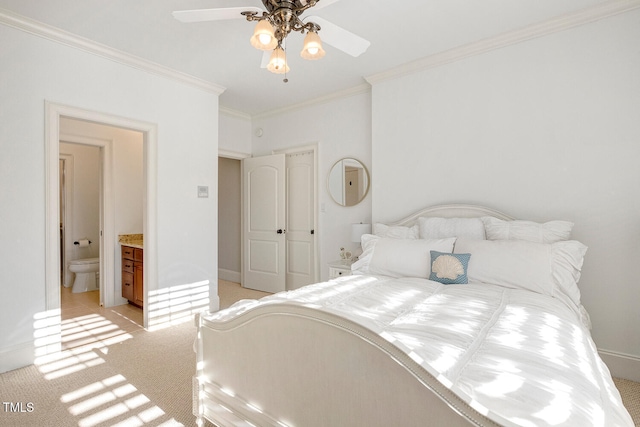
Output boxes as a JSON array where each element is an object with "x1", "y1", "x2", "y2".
[{"x1": 68, "y1": 258, "x2": 100, "y2": 293}]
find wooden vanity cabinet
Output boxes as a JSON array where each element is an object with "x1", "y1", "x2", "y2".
[{"x1": 122, "y1": 246, "x2": 143, "y2": 307}]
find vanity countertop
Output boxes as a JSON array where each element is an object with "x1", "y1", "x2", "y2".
[{"x1": 119, "y1": 234, "x2": 143, "y2": 249}]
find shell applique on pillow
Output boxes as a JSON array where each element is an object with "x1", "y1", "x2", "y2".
[{"x1": 429, "y1": 251, "x2": 471, "y2": 284}]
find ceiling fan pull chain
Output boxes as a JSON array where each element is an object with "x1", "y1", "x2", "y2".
[{"x1": 283, "y1": 39, "x2": 289, "y2": 83}]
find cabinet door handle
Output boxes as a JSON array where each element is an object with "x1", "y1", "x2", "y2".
[
  {"x1": 277, "y1": 229, "x2": 286, "y2": 234},
  {"x1": 310, "y1": 229, "x2": 315, "y2": 235}
]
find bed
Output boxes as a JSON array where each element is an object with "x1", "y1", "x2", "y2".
[{"x1": 193, "y1": 204, "x2": 633, "y2": 427}]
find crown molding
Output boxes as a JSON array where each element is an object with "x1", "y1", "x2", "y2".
[
  {"x1": 365, "y1": 0, "x2": 640, "y2": 85},
  {"x1": 250, "y1": 83, "x2": 371, "y2": 121},
  {"x1": 220, "y1": 82, "x2": 371, "y2": 121},
  {"x1": 219, "y1": 106, "x2": 252, "y2": 121},
  {"x1": 218, "y1": 149, "x2": 251, "y2": 160},
  {"x1": 0, "y1": 8, "x2": 226, "y2": 95}
]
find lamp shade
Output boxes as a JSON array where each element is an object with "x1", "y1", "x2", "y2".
[
  {"x1": 351, "y1": 223, "x2": 372, "y2": 243},
  {"x1": 250, "y1": 20, "x2": 277, "y2": 51},
  {"x1": 267, "y1": 46, "x2": 290, "y2": 74},
  {"x1": 300, "y1": 31, "x2": 326, "y2": 60}
]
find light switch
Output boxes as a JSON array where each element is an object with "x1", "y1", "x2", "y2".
[{"x1": 198, "y1": 186, "x2": 209, "y2": 198}]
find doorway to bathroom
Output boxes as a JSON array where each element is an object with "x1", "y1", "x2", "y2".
[
  {"x1": 58, "y1": 118, "x2": 145, "y2": 328},
  {"x1": 44, "y1": 102, "x2": 156, "y2": 354}
]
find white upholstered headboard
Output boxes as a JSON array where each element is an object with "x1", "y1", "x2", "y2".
[{"x1": 388, "y1": 204, "x2": 514, "y2": 227}]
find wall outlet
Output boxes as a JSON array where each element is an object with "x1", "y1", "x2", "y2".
[{"x1": 197, "y1": 186, "x2": 209, "y2": 198}]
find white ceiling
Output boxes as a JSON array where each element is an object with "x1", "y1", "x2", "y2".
[{"x1": 0, "y1": 0, "x2": 614, "y2": 116}]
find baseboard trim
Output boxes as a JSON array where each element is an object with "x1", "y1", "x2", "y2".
[
  {"x1": 218, "y1": 268, "x2": 241, "y2": 284},
  {"x1": 599, "y1": 349, "x2": 640, "y2": 382},
  {"x1": 0, "y1": 341, "x2": 35, "y2": 374}
]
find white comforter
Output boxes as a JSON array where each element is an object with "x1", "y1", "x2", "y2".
[{"x1": 211, "y1": 275, "x2": 633, "y2": 427}]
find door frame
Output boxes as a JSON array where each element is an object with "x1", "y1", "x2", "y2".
[
  {"x1": 58, "y1": 154, "x2": 74, "y2": 288},
  {"x1": 45, "y1": 102, "x2": 157, "y2": 351},
  {"x1": 218, "y1": 150, "x2": 250, "y2": 286},
  {"x1": 273, "y1": 143, "x2": 319, "y2": 285}
]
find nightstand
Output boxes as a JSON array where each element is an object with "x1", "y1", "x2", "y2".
[{"x1": 328, "y1": 260, "x2": 353, "y2": 279}]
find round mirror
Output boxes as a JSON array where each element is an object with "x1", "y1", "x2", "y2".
[{"x1": 328, "y1": 158, "x2": 370, "y2": 206}]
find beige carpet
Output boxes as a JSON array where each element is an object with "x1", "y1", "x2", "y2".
[
  {"x1": 1, "y1": 320, "x2": 198, "y2": 427},
  {"x1": 1, "y1": 282, "x2": 639, "y2": 426},
  {"x1": 218, "y1": 279, "x2": 271, "y2": 310},
  {"x1": 615, "y1": 378, "x2": 640, "y2": 426}
]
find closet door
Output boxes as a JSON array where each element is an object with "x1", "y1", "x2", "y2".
[
  {"x1": 242, "y1": 154, "x2": 286, "y2": 293},
  {"x1": 286, "y1": 151, "x2": 316, "y2": 290}
]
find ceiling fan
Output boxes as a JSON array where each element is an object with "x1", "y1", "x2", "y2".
[{"x1": 172, "y1": 0, "x2": 370, "y2": 78}]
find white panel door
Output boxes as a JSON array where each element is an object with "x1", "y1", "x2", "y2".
[
  {"x1": 242, "y1": 154, "x2": 286, "y2": 293},
  {"x1": 286, "y1": 152, "x2": 316, "y2": 290}
]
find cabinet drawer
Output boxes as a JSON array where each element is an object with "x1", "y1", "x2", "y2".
[
  {"x1": 329, "y1": 267, "x2": 351, "y2": 279},
  {"x1": 122, "y1": 259, "x2": 134, "y2": 273},
  {"x1": 122, "y1": 246, "x2": 135, "y2": 260},
  {"x1": 122, "y1": 271, "x2": 134, "y2": 300}
]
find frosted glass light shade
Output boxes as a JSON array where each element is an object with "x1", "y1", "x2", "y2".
[
  {"x1": 267, "y1": 47, "x2": 290, "y2": 74},
  {"x1": 301, "y1": 31, "x2": 326, "y2": 60},
  {"x1": 250, "y1": 20, "x2": 277, "y2": 51}
]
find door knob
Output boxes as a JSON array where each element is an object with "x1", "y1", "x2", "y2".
[{"x1": 277, "y1": 229, "x2": 285, "y2": 234}]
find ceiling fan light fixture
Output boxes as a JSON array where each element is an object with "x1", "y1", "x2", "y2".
[
  {"x1": 174, "y1": 1, "x2": 372, "y2": 78},
  {"x1": 250, "y1": 19, "x2": 278, "y2": 51},
  {"x1": 300, "y1": 30, "x2": 325, "y2": 60},
  {"x1": 267, "y1": 46, "x2": 290, "y2": 74}
]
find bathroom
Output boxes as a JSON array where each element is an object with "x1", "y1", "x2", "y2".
[{"x1": 59, "y1": 117, "x2": 144, "y2": 307}]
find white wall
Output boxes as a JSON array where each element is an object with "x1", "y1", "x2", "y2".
[
  {"x1": 251, "y1": 92, "x2": 372, "y2": 281},
  {"x1": 0, "y1": 22, "x2": 219, "y2": 372},
  {"x1": 219, "y1": 112, "x2": 252, "y2": 155},
  {"x1": 371, "y1": 10, "x2": 640, "y2": 379}
]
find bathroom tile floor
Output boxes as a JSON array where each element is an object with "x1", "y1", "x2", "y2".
[{"x1": 60, "y1": 287, "x2": 143, "y2": 351}]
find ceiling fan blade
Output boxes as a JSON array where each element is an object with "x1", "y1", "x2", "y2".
[
  {"x1": 306, "y1": 16, "x2": 370, "y2": 57},
  {"x1": 303, "y1": 0, "x2": 341, "y2": 11},
  {"x1": 172, "y1": 7, "x2": 262, "y2": 23}
]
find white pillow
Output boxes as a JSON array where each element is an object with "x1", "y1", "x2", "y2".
[
  {"x1": 352, "y1": 235, "x2": 456, "y2": 279},
  {"x1": 453, "y1": 238, "x2": 587, "y2": 306},
  {"x1": 482, "y1": 216, "x2": 573, "y2": 243},
  {"x1": 418, "y1": 217, "x2": 486, "y2": 240},
  {"x1": 372, "y1": 223, "x2": 419, "y2": 239}
]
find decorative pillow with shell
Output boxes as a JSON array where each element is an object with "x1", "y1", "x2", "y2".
[{"x1": 429, "y1": 251, "x2": 471, "y2": 285}]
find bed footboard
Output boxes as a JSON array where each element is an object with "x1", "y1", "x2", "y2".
[{"x1": 193, "y1": 305, "x2": 499, "y2": 427}]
